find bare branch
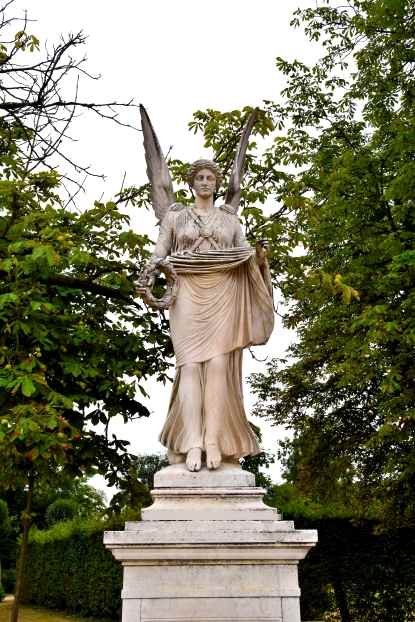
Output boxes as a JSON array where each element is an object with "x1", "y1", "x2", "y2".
[{"x1": 0, "y1": 7, "x2": 138, "y2": 195}]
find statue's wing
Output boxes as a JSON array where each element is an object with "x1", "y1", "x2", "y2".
[
  {"x1": 140, "y1": 104, "x2": 175, "y2": 224},
  {"x1": 224, "y1": 109, "x2": 258, "y2": 212}
]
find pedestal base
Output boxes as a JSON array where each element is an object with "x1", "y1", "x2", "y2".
[{"x1": 104, "y1": 464, "x2": 317, "y2": 622}]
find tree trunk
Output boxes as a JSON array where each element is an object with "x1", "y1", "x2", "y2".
[
  {"x1": 10, "y1": 473, "x2": 34, "y2": 622},
  {"x1": 332, "y1": 575, "x2": 351, "y2": 622}
]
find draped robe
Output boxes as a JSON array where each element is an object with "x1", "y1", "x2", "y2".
[{"x1": 152, "y1": 204, "x2": 274, "y2": 459}]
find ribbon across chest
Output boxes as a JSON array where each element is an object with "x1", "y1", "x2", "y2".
[{"x1": 188, "y1": 208, "x2": 220, "y2": 251}]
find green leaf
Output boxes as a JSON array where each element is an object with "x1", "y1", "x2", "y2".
[{"x1": 21, "y1": 377, "x2": 36, "y2": 397}]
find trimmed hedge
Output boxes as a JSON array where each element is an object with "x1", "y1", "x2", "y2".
[
  {"x1": 266, "y1": 485, "x2": 415, "y2": 621},
  {"x1": 297, "y1": 518, "x2": 415, "y2": 621},
  {"x1": 22, "y1": 518, "x2": 122, "y2": 620}
]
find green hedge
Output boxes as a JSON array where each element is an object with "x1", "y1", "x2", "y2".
[
  {"x1": 22, "y1": 518, "x2": 122, "y2": 620},
  {"x1": 298, "y1": 519, "x2": 415, "y2": 622},
  {"x1": 266, "y1": 485, "x2": 415, "y2": 621}
]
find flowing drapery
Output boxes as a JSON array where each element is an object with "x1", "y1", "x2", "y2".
[{"x1": 159, "y1": 248, "x2": 274, "y2": 458}]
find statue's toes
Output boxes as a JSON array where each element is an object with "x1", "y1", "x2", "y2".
[
  {"x1": 189, "y1": 459, "x2": 201, "y2": 472},
  {"x1": 207, "y1": 459, "x2": 220, "y2": 470},
  {"x1": 186, "y1": 448, "x2": 202, "y2": 472},
  {"x1": 206, "y1": 444, "x2": 222, "y2": 470}
]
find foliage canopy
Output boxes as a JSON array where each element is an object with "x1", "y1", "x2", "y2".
[{"x1": 245, "y1": 0, "x2": 415, "y2": 527}]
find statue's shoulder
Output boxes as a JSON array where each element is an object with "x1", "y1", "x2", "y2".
[
  {"x1": 161, "y1": 203, "x2": 187, "y2": 224},
  {"x1": 219, "y1": 204, "x2": 238, "y2": 217},
  {"x1": 169, "y1": 202, "x2": 187, "y2": 213},
  {"x1": 159, "y1": 203, "x2": 187, "y2": 227}
]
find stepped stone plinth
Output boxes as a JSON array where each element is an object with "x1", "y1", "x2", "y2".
[{"x1": 104, "y1": 463, "x2": 317, "y2": 622}]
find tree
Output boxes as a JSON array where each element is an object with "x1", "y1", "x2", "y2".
[
  {"x1": 0, "y1": 3, "x2": 172, "y2": 619},
  {"x1": 0, "y1": 498, "x2": 10, "y2": 598},
  {"x1": 246, "y1": 0, "x2": 415, "y2": 528},
  {"x1": 107, "y1": 453, "x2": 169, "y2": 518},
  {"x1": 42, "y1": 476, "x2": 106, "y2": 526},
  {"x1": 133, "y1": 453, "x2": 169, "y2": 490}
]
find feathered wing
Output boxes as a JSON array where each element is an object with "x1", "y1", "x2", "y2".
[
  {"x1": 224, "y1": 108, "x2": 258, "y2": 213},
  {"x1": 140, "y1": 104, "x2": 175, "y2": 224}
]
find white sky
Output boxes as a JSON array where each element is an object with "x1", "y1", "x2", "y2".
[{"x1": 16, "y1": 0, "x2": 321, "y2": 495}]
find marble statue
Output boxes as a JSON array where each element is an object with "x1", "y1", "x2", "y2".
[{"x1": 137, "y1": 105, "x2": 274, "y2": 473}]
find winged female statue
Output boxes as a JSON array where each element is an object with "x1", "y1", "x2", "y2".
[{"x1": 137, "y1": 105, "x2": 274, "y2": 472}]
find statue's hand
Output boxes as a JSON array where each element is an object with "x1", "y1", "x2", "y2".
[{"x1": 255, "y1": 239, "x2": 269, "y2": 267}]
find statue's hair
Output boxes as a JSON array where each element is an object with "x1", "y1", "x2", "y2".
[{"x1": 186, "y1": 159, "x2": 223, "y2": 191}]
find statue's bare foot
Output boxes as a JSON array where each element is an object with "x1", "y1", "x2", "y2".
[
  {"x1": 186, "y1": 447, "x2": 202, "y2": 472},
  {"x1": 206, "y1": 444, "x2": 222, "y2": 470}
]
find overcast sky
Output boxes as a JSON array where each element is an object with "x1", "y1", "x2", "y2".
[{"x1": 15, "y1": 0, "x2": 321, "y2": 494}]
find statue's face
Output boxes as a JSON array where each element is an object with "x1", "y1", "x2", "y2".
[{"x1": 192, "y1": 168, "x2": 216, "y2": 199}]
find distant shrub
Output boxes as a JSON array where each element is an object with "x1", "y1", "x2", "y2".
[
  {"x1": 22, "y1": 517, "x2": 123, "y2": 620},
  {"x1": 0, "y1": 583, "x2": 5, "y2": 602},
  {"x1": 45, "y1": 499, "x2": 80, "y2": 526}
]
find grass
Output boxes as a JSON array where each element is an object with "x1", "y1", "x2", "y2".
[{"x1": 0, "y1": 600, "x2": 112, "y2": 622}]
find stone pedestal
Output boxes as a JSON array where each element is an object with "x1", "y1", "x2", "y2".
[{"x1": 104, "y1": 463, "x2": 317, "y2": 622}]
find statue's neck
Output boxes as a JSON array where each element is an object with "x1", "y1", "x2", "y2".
[{"x1": 194, "y1": 196, "x2": 214, "y2": 213}]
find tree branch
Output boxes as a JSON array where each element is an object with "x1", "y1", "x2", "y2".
[{"x1": 44, "y1": 274, "x2": 143, "y2": 310}]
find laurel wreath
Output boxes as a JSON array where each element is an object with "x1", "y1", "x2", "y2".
[{"x1": 137, "y1": 259, "x2": 178, "y2": 310}]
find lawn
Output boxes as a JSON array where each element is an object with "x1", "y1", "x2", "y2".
[{"x1": 0, "y1": 600, "x2": 112, "y2": 622}]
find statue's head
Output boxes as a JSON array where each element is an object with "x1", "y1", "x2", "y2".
[{"x1": 187, "y1": 159, "x2": 223, "y2": 192}]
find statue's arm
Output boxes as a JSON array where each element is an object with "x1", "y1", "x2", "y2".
[{"x1": 152, "y1": 211, "x2": 174, "y2": 260}]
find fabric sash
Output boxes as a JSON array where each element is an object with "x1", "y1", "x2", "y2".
[{"x1": 169, "y1": 247, "x2": 254, "y2": 274}]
